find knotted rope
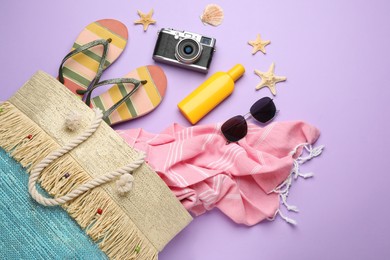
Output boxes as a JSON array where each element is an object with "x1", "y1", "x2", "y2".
[{"x1": 28, "y1": 108, "x2": 145, "y2": 206}]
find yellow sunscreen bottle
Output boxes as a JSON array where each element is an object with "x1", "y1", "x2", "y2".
[{"x1": 178, "y1": 64, "x2": 245, "y2": 124}]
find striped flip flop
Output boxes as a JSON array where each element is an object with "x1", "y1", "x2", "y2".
[
  {"x1": 59, "y1": 19, "x2": 128, "y2": 96},
  {"x1": 79, "y1": 65, "x2": 167, "y2": 126}
]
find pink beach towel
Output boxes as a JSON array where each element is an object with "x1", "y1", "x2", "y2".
[{"x1": 117, "y1": 121, "x2": 323, "y2": 225}]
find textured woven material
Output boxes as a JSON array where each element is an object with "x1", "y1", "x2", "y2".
[
  {"x1": 0, "y1": 71, "x2": 192, "y2": 259},
  {"x1": 0, "y1": 147, "x2": 107, "y2": 259},
  {"x1": 118, "y1": 121, "x2": 321, "y2": 226}
]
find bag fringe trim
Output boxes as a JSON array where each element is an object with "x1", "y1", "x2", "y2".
[{"x1": 0, "y1": 102, "x2": 158, "y2": 260}]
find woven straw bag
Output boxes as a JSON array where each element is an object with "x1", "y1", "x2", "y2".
[{"x1": 0, "y1": 71, "x2": 192, "y2": 259}]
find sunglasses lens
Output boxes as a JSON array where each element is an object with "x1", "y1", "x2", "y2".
[
  {"x1": 250, "y1": 97, "x2": 276, "y2": 123},
  {"x1": 221, "y1": 115, "x2": 248, "y2": 142}
]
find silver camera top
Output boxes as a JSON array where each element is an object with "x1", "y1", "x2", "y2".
[{"x1": 159, "y1": 28, "x2": 216, "y2": 47}]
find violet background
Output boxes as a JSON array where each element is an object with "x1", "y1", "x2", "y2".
[{"x1": 1, "y1": 0, "x2": 389, "y2": 259}]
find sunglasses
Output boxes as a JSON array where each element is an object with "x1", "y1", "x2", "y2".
[{"x1": 221, "y1": 97, "x2": 277, "y2": 143}]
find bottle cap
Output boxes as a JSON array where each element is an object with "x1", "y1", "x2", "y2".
[{"x1": 227, "y1": 64, "x2": 245, "y2": 82}]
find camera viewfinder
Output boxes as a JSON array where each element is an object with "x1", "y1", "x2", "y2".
[{"x1": 200, "y1": 37, "x2": 212, "y2": 45}]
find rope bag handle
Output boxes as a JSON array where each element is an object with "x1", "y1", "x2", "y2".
[{"x1": 28, "y1": 108, "x2": 145, "y2": 206}]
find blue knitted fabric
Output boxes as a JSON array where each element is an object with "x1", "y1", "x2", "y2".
[{"x1": 0, "y1": 147, "x2": 107, "y2": 259}]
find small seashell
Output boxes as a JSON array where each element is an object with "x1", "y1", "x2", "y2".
[{"x1": 200, "y1": 4, "x2": 224, "y2": 26}]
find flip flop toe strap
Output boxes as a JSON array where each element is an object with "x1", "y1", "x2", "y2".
[
  {"x1": 77, "y1": 78, "x2": 147, "y2": 123},
  {"x1": 58, "y1": 38, "x2": 112, "y2": 91}
]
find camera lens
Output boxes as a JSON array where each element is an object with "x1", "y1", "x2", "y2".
[
  {"x1": 175, "y1": 38, "x2": 203, "y2": 64},
  {"x1": 184, "y1": 45, "x2": 193, "y2": 55}
]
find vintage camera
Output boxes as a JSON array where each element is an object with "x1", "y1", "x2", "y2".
[{"x1": 153, "y1": 28, "x2": 216, "y2": 73}]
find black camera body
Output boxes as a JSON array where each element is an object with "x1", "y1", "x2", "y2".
[{"x1": 153, "y1": 28, "x2": 216, "y2": 73}]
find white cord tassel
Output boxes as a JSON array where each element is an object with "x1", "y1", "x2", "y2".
[
  {"x1": 271, "y1": 143, "x2": 325, "y2": 224},
  {"x1": 281, "y1": 193, "x2": 299, "y2": 212},
  {"x1": 290, "y1": 143, "x2": 325, "y2": 163},
  {"x1": 28, "y1": 109, "x2": 145, "y2": 206},
  {"x1": 298, "y1": 172, "x2": 315, "y2": 179},
  {"x1": 65, "y1": 110, "x2": 83, "y2": 131},
  {"x1": 116, "y1": 174, "x2": 135, "y2": 195},
  {"x1": 277, "y1": 210, "x2": 297, "y2": 225},
  {"x1": 267, "y1": 209, "x2": 297, "y2": 225}
]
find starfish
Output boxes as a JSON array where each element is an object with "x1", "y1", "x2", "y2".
[
  {"x1": 134, "y1": 9, "x2": 156, "y2": 31},
  {"x1": 248, "y1": 34, "x2": 271, "y2": 54},
  {"x1": 254, "y1": 63, "x2": 287, "y2": 95}
]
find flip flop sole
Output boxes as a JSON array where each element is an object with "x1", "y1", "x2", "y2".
[
  {"x1": 61, "y1": 19, "x2": 128, "y2": 95},
  {"x1": 91, "y1": 65, "x2": 167, "y2": 126}
]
